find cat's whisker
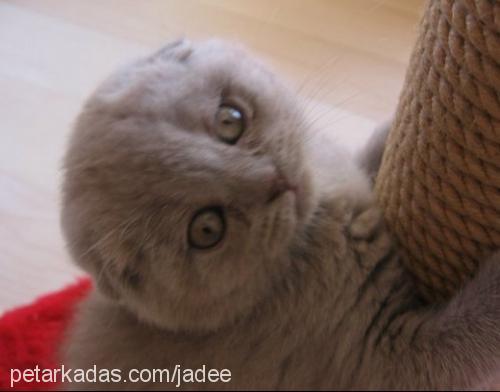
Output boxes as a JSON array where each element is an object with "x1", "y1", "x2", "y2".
[
  {"x1": 95, "y1": 258, "x2": 113, "y2": 291},
  {"x1": 141, "y1": 212, "x2": 156, "y2": 245},
  {"x1": 297, "y1": 90, "x2": 363, "y2": 142},
  {"x1": 297, "y1": 78, "x2": 352, "y2": 129},
  {"x1": 78, "y1": 226, "x2": 120, "y2": 261},
  {"x1": 299, "y1": 75, "x2": 350, "y2": 109},
  {"x1": 330, "y1": 90, "x2": 363, "y2": 112},
  {"x1": 296, "y1": 55, "x2": 342, "y2": 101},
  {"x1": 118, "y1": 212, "x2": 142, "y2": 244}
]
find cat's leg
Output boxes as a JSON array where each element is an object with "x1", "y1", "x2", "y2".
[{"x1": 383, "y1": 251, "x2": 500, "y2": 389}]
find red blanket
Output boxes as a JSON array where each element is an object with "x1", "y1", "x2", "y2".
[{"x1": 0, "y1": 280, "x2": 91, "y2": 390}]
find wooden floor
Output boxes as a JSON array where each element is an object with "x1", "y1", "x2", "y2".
[{"x1": 0, "y1": 0, "x2": 424, "y2": 311}]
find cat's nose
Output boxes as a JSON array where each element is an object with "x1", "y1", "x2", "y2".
[{"x1": 266, "y1": 174, "x2": 296, "y2": 203}]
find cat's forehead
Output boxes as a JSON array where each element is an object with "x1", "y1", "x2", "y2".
[
  {"x1": 149, "y1": 40, "x2": 282, "y2": 102},
  {"x1": 155, "y1": 41, "x2": 278, "y2": 103},
  {"x1": 92, "y1": 40, "x2": 295, "y2": 132},
  {"x1": 188, "y1": 40, "x2": 274, "y2": 79}
]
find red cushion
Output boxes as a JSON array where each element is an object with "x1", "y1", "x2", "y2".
[{"x1": 0, "y1": 279, "x2": 91, "y2": 390}]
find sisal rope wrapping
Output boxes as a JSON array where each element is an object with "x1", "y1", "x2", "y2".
[{"x1": 375, "y1": 0, "x2": 500, "y2": 301}]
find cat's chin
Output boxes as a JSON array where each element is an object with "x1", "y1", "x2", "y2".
[{"x1": 128, "y1": 295, "x2": 266, "y2": 336}]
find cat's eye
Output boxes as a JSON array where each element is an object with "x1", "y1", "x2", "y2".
[
  {"x1": 188, "y1": 207, "x2": 225, "y2": 249},
  {"x1": 215, "y1": 105, "x2": 245, "y2": 144}
]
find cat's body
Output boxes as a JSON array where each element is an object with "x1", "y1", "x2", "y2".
[
  {"x1": 65, "y1": 196, "x2": 419, "y2": 390},
  {"x1": 61, "y1": 40, "x2": 500, "y2": 390}
]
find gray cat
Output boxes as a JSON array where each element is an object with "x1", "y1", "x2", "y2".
[{"x1": 61, "y1": 39, "x2": 500, "y2": 390}]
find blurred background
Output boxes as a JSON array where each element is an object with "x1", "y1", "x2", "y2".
[{"x1": 0, "y1": 0, "x2": 423, "y2": 311}]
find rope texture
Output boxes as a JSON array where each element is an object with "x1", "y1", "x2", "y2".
[{"x1": 375, "y1": 0, "x2": 500, "y2": 301}]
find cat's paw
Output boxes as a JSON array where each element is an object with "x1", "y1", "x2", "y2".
[
  {"x1": 468, "y1": 250, "x2": 500, "y2": 304},
  {"x1": 356, "y1": 120, "x2": 391, "y2": 183},
  {"x1": 442, "y1": 249, "x2": 500, "y2": 341}
]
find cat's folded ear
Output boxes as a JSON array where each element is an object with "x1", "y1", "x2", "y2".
[{"x1": 152, "y1": 38, "x2": 193, "y2": 62}]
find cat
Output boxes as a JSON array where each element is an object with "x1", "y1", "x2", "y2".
[{"x1": 60, "y1": 39, "x2": 500, "y2": 390}]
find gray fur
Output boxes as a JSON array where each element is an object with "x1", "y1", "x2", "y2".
[{"x1": 61, "y1": 40, "x2": 500, "y2": 390}]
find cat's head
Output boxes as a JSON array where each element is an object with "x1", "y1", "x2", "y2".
[{"x1": 62, "y1": 39, "x2": 317, "y2": 333}]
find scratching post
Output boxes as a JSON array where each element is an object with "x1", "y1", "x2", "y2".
[{"x1": 375, "y1": 0, "x2": 500, "y2": 301}]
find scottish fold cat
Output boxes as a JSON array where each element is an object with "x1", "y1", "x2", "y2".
[{"x1": 61, "y1": 40, "x2": 500, "y2": 390}]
